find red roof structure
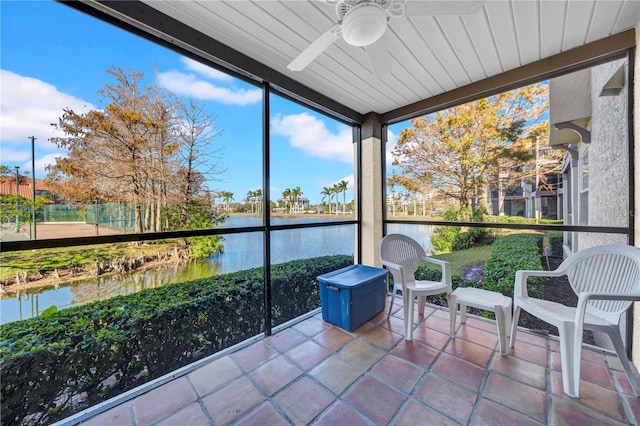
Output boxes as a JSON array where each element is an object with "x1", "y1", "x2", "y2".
[{"x1": 0, "y1": 177, "x2": 52, "y2": 198}]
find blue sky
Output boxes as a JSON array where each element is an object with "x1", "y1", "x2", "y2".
[{"x1": 1, "y1": 1, "x2": 398, "y2": 205}]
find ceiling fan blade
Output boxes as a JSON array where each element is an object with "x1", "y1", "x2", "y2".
[
  {"x1": 365, "y1": 37, "x2": 392, "y2": 79},
  {"x1": 287, "y1": 25, "x2": 340, "y2": 72},
  {"x1": 403, "y1": 1, "x2": 485, "y2": 16}
]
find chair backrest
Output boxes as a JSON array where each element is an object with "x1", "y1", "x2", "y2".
[
  {"x1": 560, "y1": 244, "x2": 640, "y2": 321},
  {"x1": 379, "y1": 234, "x2": 426, "y2": 283}
]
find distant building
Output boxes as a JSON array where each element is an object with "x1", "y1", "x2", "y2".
[
  {"x1": 549, "y1": 59, "x2": 629, "y2": 255},
  {"x1": 487, "y1": 146, "x2": 562, "y2": 220},
  {"x1": 0, "y1": 177, "x2": 53, "y2": 200}
]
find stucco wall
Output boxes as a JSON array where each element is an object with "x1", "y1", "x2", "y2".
[
  {"x1": 581, "y1": 58, "x2": 631, "y2": 352},
  {"x1": 582, "y1": 58, "x2": 629, "y2": 249},
  {"x1": 357, "y1": 135, "x2": 384, "y2": 268}
]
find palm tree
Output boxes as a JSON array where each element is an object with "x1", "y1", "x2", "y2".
[
  {"x1": 292, "y1": 186, "x2": 303, "y2": 213},
  {"x1": 245, "y1": 190, "x2": 254, "y2": 213},
  {"x1": 254, "y1": 188, "x2": 263, "y2": 213},
  {"x1": 282, "y1": 188, "x2": 291, "y2": 214},
  {"x1": 321, "y1": 186, "x2": 333, "y2": 214},
  {"x1": 337, "y1": 180, "x2": 348, "y2": 214},
  {"x1": 331, "y1": 183, "x2": 341, "y2": 214},
  {"x1": 250, "y1": 190, "x2": 262, "y2": 213},
  {"x1": 220, "y1": 191, "x2": 234, "y2": 213}
]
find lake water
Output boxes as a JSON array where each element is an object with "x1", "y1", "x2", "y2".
[{"x1": 1, "y1": 217, "x2": 433, "y2": 324}]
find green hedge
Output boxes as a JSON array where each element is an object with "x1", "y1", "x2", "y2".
[
  {"x1": 548, "y1": 231, "x2": 564, "y2": 257},
  {"x1": 0, "y1": 255, "x2": 353, "y2": 426},
  {"x1": 481, "y1": 233, "x2": 544, "y2": 300},
  {"x1": 482, "y1": 214, "x2": 562, "y2": 225}
]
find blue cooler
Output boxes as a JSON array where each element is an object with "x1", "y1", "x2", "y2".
[{"x1": 317, "y1": 265, "x2": 388, "y2": 331}]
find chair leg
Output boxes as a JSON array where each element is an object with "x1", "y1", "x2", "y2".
[
  {"x1": 558, "y1": 322, "x2": 581, "y2": 398},
  {"x1": 606, "y1": 328, "x2": 640, "y2": 397},
  {"x1": 510, "y1": 306, "x2": 521, "y2": 348},
  {"x1": 387, "y1": 291, "x2": 395, "y2": 316},
  {"x1": 417, "y1": 295, "x2": 426, "y2": 316},
  {"x1": 494, "y1": 306, "x2": 507, "y2": 355},
  {"x1": 449, "y1": 294, "x2": 458, "y2": 337},
  {"x1": 460, "y1": 304, "x2": 467, "y2": 324},
  {"x1": 406, "y1": 291, "x2": 415, "y2": 340},
  {"x1": 388, "y1": 286, "x2": 403, "y2": 316}
]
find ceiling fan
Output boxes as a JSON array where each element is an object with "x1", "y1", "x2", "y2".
[{"x1": 287, "y1": 0, "x2": 485, "y2": 78}]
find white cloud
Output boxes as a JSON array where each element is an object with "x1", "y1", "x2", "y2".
[
  {"x1": 335, "y1": 174, "x2": 354, "y2": 189},
  {"x1": 157, "y1": 70, "x2": 261, "y2": 106},
  {"x1": 10, "y1": 152, "x2": 66, "y2": 178},
  {"x1": 333, "y1": 174, "x2": 355, "y2": 200},
  {"x1": 181, "y1": 57, "x2": 233, "y2": 82},
  {"x1": 271, "y1": 112, "x2": 353, "y2": 162},
  {"x1": 0, "y1": 70, "x2": 93, "y2": 174},
  {"x1": 0, "y1": 148, "x2": 67, "y2": 178},
  {"x1": 386, "y1": 128, "x2": 399, "y2": 167},
  {"x1": 0, "y1": 149, "x2": 29, "y2": 163},
  {"x1": 1, "y1": 70, "x2": 93, "y2": 144},
  {"x1": 317, "y1": 174, "x2": 355, "y2": 194}
]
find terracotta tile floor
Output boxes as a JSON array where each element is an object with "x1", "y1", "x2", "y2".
[{"x1": 71, "y1": 301, "x2": 640, "y2": 426}]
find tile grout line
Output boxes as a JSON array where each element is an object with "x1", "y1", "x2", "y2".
[
  {"x1": 397, "y1": 305, "x2": 481, "y2": 425},
  {"x1": 128, "y1": 401, "x2": 136, "y2": 426},
  {"x1": 64, "y1": 305, "x2": 640, "y2": 425},
  {"x1": 605, "y1": 353, "x2": 637, "y2": 424},
  {"x1": 545, "y1": 332, "x2": 554, "y2": 425},
  {"x1": 185, "y1": 373, "x2": 216, "y2": 426},
  {"x1": 465, "y1": 341, "x2": 499, "y2": 425}
]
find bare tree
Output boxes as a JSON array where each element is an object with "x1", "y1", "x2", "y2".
[{"x1": 174, "y1": 98, "x2": 225, "y2": 227}]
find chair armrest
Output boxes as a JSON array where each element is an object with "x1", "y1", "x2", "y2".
[
  {"x1": 420, "y1": 256, "x2": 452, "y2": 287},
  {"x1": 420, "y1": 255, "x2": 447, "y2": 268},
  {"x1": 514, "y1": 269, "x2": 563, "y2": 299},
  {"x1": 580, "y1": 292, "x2": 640, "y2": 302},
  {"x1": 574, "y1": 292, "x2": 640, "y2": 332},
  {"x1": 576, "y1": 291, "x2": 640, "y2": 313},
  {"x1": 381, "y1": 260, "x2": 406, "y2": 289},
  {"x1": 381, "y1": 259, "x2": 403, "y2": 274}
]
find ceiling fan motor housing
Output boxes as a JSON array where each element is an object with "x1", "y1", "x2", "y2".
[{"x1": 341, "y1": 2, "x2": 388, "y2": 47}]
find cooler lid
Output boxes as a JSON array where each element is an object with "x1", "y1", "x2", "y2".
[{"x1": 319, "y1": 265, "x2": 387, "y2": 288}]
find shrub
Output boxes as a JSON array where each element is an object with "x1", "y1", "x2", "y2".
[
  {"x1": 480, "y1": 233, "x2": 544, "y2": 300},
  {"x1": 0, "y1": 255, "x2": 353, "y2": 426},
  {"x1": 482, "y1": 214, "x2": 563, "y2": 225},
  {"x1": 186, "y1": 235, "x2": 224, "y2": 259},
  {"x1": 548, "y1": 231, "x2": 563, "y2": 257},
  {"x1": 431, "y1": 207, "x2": 491, "y2": 252},
  {"x1": 481, "y1": 233, "x2": 546, "y2": 325}
]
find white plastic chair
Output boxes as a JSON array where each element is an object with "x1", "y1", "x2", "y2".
[
  {"x1": 379, "y1": 234, "x2": 452, "y2": 340},
  {"x1": 509, "y1": 244, "x2": 640, "y2": 398}
]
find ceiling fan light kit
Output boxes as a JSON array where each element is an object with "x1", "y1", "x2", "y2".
[
  {"x1": 341, "y1": 3, "x2": 387, "y2": 47},
  {"x1": 288, "y1": 0, "x2": 485, "y2": 78}
]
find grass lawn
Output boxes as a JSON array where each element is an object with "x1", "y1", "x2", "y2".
[{"x1": 431, "y1": 245, "x2": 493, "y2": 277}]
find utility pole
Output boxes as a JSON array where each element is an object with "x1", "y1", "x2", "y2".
[
  {"x1": 29, "y1": 136, "x2": 37, "y2": 239},
  {"x1": 14, "y1": 166, "x2": 20, "y2": 232}
]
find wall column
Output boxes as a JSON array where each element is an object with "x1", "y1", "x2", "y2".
[{"x1": 357, "y1": 113, "x2": 384, "y2": 267}]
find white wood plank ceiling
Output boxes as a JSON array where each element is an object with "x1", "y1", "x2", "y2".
[{"x1": 130, "y1": 1, "x2": 639, "y2": 117}]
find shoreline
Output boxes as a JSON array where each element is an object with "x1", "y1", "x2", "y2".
[
  {"x1": 1, "y1": 256, "x2": 186, "y2": 297},
  {"x1": 1, "y1": 247, "x2": 188, "y2": 297}
]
